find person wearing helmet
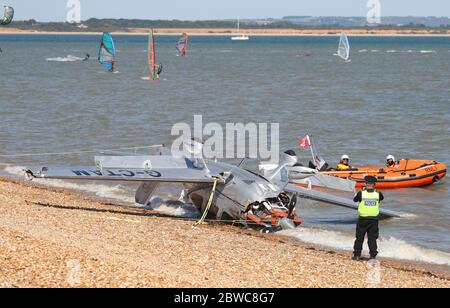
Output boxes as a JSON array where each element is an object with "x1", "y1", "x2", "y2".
[
  {"x1": 337, "y1": 155, "x2": 356, "y2": 171},
  {"x1": 386, "y1": 155, "x2": 398, "y2": 168}
]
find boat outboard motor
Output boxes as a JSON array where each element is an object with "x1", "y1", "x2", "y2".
[
  {"x1": 309, "y1": 156, "x2": 329, "y2": 171},
  {"x1": 262, "y1": 150, "x2": 298, "y2": 184},
  {"x1": 283, "y1": 150, "x2": 298, "y2": 166}
]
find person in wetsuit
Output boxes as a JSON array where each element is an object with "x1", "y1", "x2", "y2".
[
  {"x1": 83, "y1": 54, "x2": 90, "y2": 61},
  {"x1": 156, "y1": 63, "x2": 163, "y2": 79}
]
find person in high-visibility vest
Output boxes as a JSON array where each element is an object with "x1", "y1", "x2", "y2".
[
  {"x1": 352, "y1": 176, "x2": 384, "y2": 261},
  {"x1": 336, "y1": 155, "x2": 359, "y2": 171},
  {"x1": 337, "y1": 155, "x2": 352, "y2": 170}
]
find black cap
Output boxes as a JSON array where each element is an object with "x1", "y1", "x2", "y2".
[{"x1": 365, "y1": 176, "x2": 377, "y2": 184}]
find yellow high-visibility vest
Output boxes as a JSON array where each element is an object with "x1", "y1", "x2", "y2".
[
  {"x1": 358, "y1": 190, "x2": 380, "y2": 217},
  {"x1": 337, "y1": 163, "x2": 350, "y2": 170}
]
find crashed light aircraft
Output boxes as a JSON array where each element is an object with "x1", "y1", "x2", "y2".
[{"x1": 25, "y1": 140, "x2": 400, "y2": 233}]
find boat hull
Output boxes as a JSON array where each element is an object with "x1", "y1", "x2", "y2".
[{"x1": 322, "y1": 160, "x2": 447, "y2": 189}]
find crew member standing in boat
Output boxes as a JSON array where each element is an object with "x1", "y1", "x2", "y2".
[{"x1": 352, "y1": 176, "x2": 384, "y2": 261}]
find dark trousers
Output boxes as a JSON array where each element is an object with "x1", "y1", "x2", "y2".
[{"x1": 353, "y1": 218, "x2": 379, "y2": 258}]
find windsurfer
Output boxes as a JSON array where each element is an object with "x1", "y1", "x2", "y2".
[
  {"x1": 176, "y1": 33, "x2": 188, "y2": 57},
  {"x1": 156, "y1": 63, "x2": 163, "y2": 79},
  {"x1": 83, "y1": 54, "x2": 90, "y2": 61}
]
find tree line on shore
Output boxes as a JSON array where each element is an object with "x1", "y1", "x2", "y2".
[{"x1": 4, "y1": 18, "x2": 450, "y2": 33}]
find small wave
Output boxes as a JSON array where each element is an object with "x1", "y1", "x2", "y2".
[
  {"x1": 387, "y1": 50, "x2": 397, "y2": 53},
  {"x1": 371, "y1": 50, "x2": 380, "y2": 53},
  {"x1": 3, "y1": 166, "x2": 25, "y2": 176},
  {"x1": 358, "y1": 49, "x2": 368, "y2": 53},
  {"x1": 400, "y1": 213, "x2": 417, "y2": 219},
  {"x1": 281, "y1": 227, "x2": 450, "y2": 266},
  {"x1": 143, "y1": 196, "x2": 200, "y2": 218},
  {"x1": 420, "y1": 50, "x2": 436, "y2": 54},
  {"x1": 46, "y1": 55, "x2": 85, "y2": 62}
]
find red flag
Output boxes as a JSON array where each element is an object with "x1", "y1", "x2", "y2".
[{"x1": 299, "y1": 135, "x2": 312, "y2": 148}]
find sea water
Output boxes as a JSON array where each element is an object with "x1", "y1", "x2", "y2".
[{"x1": 0, "y1": 34, "x2": 449, "y2": 264}]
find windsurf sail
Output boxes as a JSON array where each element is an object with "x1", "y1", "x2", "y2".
[
  {"x1": 149, "y1": 29, "x2": 156, "y2": 79},
  {"x1": 337, "y1": 32, "x2": 350, "y2": 61},
  {"x1": 176, "y1": 33, "x2": 188, "y2": 56},
  {"x1": 98, "y1": 32, "x2": 116, "y2": 71},
  {"x1": 1, "y1": 6, "x2": 14, "y2": 26}
]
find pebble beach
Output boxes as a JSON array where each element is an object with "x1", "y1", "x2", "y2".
[{"x1": 0, "y1": 177, "x2": 448, "y2": 288}]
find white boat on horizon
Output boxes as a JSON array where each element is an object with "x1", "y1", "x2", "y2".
[{"x1": 231, "y1": 19, "x2": 249, "y2": 41}]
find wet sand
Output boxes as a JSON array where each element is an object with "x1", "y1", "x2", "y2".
[
  {"x1": 0, "y1": 177, "x2": 448, "y2": 288},
  {"x1": 0, "y1": 28, "x2": 449, "y2": 36}
]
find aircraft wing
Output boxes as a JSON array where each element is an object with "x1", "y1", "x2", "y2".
[
  {"x1": 262, "y1": 164, "x2": 356, "y2": 192},
  {"x1": 285, "y1": 184, "x2": 402, "y2": 219},
  {"x1": 25, "y1": 155, "x2": 217, "y2": 184},
  {"x1": 26, "y1": 166, "x2": 215, "y2": 184},
  {"x1": 289, "y1": 167, "x2": 356, "y2": 192}
]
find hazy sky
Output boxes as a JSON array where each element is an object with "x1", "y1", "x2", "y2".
[{"x1": 7, "y1": 0, "x2": 450, "y2": 22}]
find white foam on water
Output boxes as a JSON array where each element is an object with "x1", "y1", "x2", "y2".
[
  {"x1": 420, "y1": 50, "x2": 436, "y2": 54},
  {"x1": 281, "y1": 227, "x2": 450, "y2": 266},
  {"x1": 46, "y1": 55, "x2": 84, "y2": 62},
  {"x1": 358, "y1": 49, "x2": 368, "y2": 53},
  {"x1": 3, "y1": 165, "x2": 28, "y2": 177},
  {"x1": 371, "y1": 50, "x2": 380, "y2": 53},
  {"x1": 144, "y1": 196, "x2": 200, "y2": 218},
  {"x1": 387, "y1": 50, "x2": 397, "y2": 53}
]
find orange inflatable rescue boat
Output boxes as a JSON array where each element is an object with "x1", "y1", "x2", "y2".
[{"x1": 322, "y1": 159, "x2": 446, "y2": 189}]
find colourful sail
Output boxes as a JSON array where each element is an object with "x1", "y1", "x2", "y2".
[
  {"x1": 98, "y1": 32, "x2": 116, "y2": 71},
  {"x1": 176, "y1": 33, "x2": 188, "y2": 56},
  {"x1": 1, "y1": 6, "x2": 14, "y2": 26},
  {"x1": 148, "y1": 29, "x2": 157, "y2": 80}
]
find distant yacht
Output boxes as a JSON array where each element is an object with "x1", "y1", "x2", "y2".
[{"x1": 231, "y1": 19, "x2": 249, "y2": 41}]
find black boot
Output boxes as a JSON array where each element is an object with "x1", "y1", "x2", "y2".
[{"x1": 352, "y1": 254, "x2": 361, "y2": 261}]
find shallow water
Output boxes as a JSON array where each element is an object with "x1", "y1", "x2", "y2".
[{"x1": 0, "y1": 35, "x2": 449, "y2": 263}]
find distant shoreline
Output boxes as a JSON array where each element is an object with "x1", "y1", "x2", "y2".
[{"x1": 1, "y1": 27, "x2": 449, "y2": 37}]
